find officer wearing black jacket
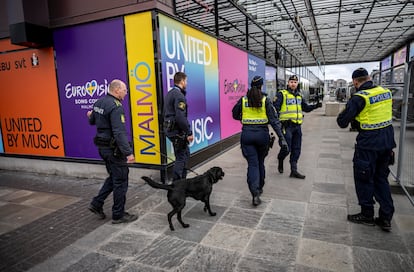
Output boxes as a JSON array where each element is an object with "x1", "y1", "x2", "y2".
[
  {"x1": 273, "y1": 75, "x2": 322, "y2": 179},
  {"x1": 232, "y1": 76, "x2": 288, "y2": 206},
  {"x1": 87, "y1": 79, "x2": 138, "y2": 224},
  {"x1": 337, "y1": 68, "x2": 396, "y2": 232},
  {"x1": 164, "y1": 72, "x2": 194, "y2": 181}
]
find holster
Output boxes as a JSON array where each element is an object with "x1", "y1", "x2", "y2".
[
  {"x1": 94, "y1": 137, "x2": 123, "y2": 158},
  {"x1": 163, "y1": 119, "x2": 176, "y2": 132},
  {"x1": 172, "y1": 135, "x2": 188, "y2": 150},
  {"x1": 269, "y1": 133, "x2": 276, "y2": 149}
]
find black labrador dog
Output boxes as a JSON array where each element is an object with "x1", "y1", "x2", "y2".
[{"x1": 142, "y1": 166, "x2": 225, "y2": 231}]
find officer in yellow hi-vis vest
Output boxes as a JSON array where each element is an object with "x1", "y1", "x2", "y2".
[
  {"x1": 273, "y1": 75, "x2": 322, "y2": 179},
  {"x1": 232, "y1": 76, "x2": 288, "y2": 206},
  {"x1": 337, "y1": 68, "x2": 396, "y2": 232}
]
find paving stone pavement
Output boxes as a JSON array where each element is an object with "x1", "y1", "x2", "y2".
[{"x1": 1, "y1": 105, "x2": 414, "y2": 272}]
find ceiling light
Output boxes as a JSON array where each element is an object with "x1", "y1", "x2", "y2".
[
  {"x1": 349, "y1": 24, "x2": 356, "y2": 29},
  {"x1": 223, "y1": 26, "x2": 230, "y2": 31},
  {"x1": 353, "y1": 9, "x2": 360, "y2": 13},
  {"x1": 378, "y1": 39, "x2": 383, "y2": 43},
  {"x1": 396, "y1": 18, "x2": 403, "y2": 23},
  {"x1": 378, "y1": 45, "x2": 382, "y2": 48},
  {"x1": 294, "y1": 33, "x2": 298, "y2": 39}
]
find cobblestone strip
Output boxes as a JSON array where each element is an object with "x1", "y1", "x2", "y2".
[{"x1": 0, "y1": 177, "x2": 149, "y2": 272}]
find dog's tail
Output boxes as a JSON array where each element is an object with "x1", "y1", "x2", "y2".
[{"x1": 142, "y1": 176, "x2": 173, "y2": 191}]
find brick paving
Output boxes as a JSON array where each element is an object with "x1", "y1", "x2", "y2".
[{"x1": 0, "y1": 171, "x2": 154, "y2": 272}]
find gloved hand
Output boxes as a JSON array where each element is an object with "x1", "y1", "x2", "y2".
[{"x1": 279, "y1": 138, "x2": 289, "y2": 153}]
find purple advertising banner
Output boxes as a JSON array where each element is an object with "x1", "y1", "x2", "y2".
[{"x1": 54, "y1": 18, "x2": 131, "y2": 159}]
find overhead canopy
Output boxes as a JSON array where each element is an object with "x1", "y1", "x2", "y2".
[{"x1": 173, "y1": 0, "x2": 414, "y2": 67}]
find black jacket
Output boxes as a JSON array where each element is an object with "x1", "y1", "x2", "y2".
[
  {"x1": 163, "y1": 85, "x2": 192, "y2": 138},
  {"x1": 89, "y1": 93, "x2": 132, "y2": 156}
]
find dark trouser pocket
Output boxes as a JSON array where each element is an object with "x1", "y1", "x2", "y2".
[{"x1": 353, "y1": 158, "x2": 371, "y2": 183}]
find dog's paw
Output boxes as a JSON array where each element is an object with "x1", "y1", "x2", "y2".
[
  {"x1": 209, "y1": 212, "x2": 217, "y2": 216},
  {"x1": 169, "y1": 225, "x2": 175, "y2": 231},
  {"x1": 183, "y1": 223, "x2": 190, "y2": 228}
]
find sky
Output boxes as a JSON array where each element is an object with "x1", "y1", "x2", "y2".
[{"x1": 308, "y1": 62, "x2": 380, "y2": 82}]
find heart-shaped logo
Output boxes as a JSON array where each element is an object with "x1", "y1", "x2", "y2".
[
  {"x1": 232, "y1": 79, "x2": 239, "y2": 91},
  {"x1": 85, "y1": 80, "x2": 97, "y2": 97}
]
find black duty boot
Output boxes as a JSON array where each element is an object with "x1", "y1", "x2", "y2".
[
  {"x1": 375, "y1": 217, "x2": 392, "y2": 232},
  {"x1": 88, "y1": 204, "x2": 106, "y2": 219},
  {"x1": 289, "y1": 170, "x2": 306, "y2": 179},
  {"x1": 278, "y1": 159, "x2": 284, "y2": 173},
  {"x1": 347, "y1": 213, "x2": 375, "y2": 226},
  {"x1": 252, "y1": 195, "x2": 262, "y2": 206},
  {"x1": 112, "y1": 212, "x2": 139, "y2": 224}
]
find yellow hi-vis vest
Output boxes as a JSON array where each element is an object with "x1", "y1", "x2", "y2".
[
  {"x1": 279, "y1": 90, "x2": 303, "y2": 124},
  {"x1": 241, "y1": 96, "x2": 268, "y2": 124},
  {"x1": 354, "y1": 86, "x2": 392, "y2": 130}
]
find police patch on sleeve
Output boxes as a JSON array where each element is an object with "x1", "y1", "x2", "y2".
[
  {"x1": 120, "y1": 114, "x2": 125, "y2": 123},
  {"x1": 178, "y1": 102, "x2": 186, "y2": 111}
]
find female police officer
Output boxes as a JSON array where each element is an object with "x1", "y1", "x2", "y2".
[{"x1": 232, "y1": 76, "x2": 288, "y2": 206}]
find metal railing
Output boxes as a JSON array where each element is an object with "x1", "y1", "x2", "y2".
[{"x1": 390, "y1": 60, "x2": 414, "y2": 206}]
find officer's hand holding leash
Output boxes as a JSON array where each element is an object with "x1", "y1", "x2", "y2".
[{"x1": 126, "y1": 154, "x2": 135, "y2": 164}]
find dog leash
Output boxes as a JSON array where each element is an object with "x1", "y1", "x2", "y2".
[
  {"x1": 150, "y1": 145, "x2": 200, "y2": 176},
  {"x1": 131, "y1": 135, "x2": 200, "y2": 176}
]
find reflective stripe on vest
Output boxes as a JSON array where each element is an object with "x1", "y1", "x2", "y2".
[
  {"x1": 241, "y1": 96, "x2": 268, "y2": 124},
  {"x1": 354, "y1": 86, "x2": 392, "y2": 130},
  {"x1": 279, "y1": 89, "x2": 303, "y2": 124}
]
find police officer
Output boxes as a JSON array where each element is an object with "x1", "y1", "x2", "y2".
[
  {"x1": 87, "y1": 79, "x2": 138, "y2": 224},
  {"x1": 337, "y1": 68, "x2": 395, "y2": 232},
  {"x1": 232, "y1": 76, "x2": 288, "y2": 206},
  {"x1": 164, "y1": 72, "x2": 194, "y2": 181},
  {"x1": 273, "y1": 74, "x2": 322, "y2": 179}
]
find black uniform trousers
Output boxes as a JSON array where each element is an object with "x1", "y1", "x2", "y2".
[
  {"x1": 278, "y1": 123, "x2": 302, "y2": 171},
  {"x1": 353, "y1": 147, "x2": 394, "y2": 221},
  {"x1": 169, "y1": 136, "x2": 190, "y2": 181},
  {"x1": 241, "y1": 127, "x2": 270, "y2": 197},
  {"x1": 91, "y1": 148, "x2": 129, "y2": 220}
]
